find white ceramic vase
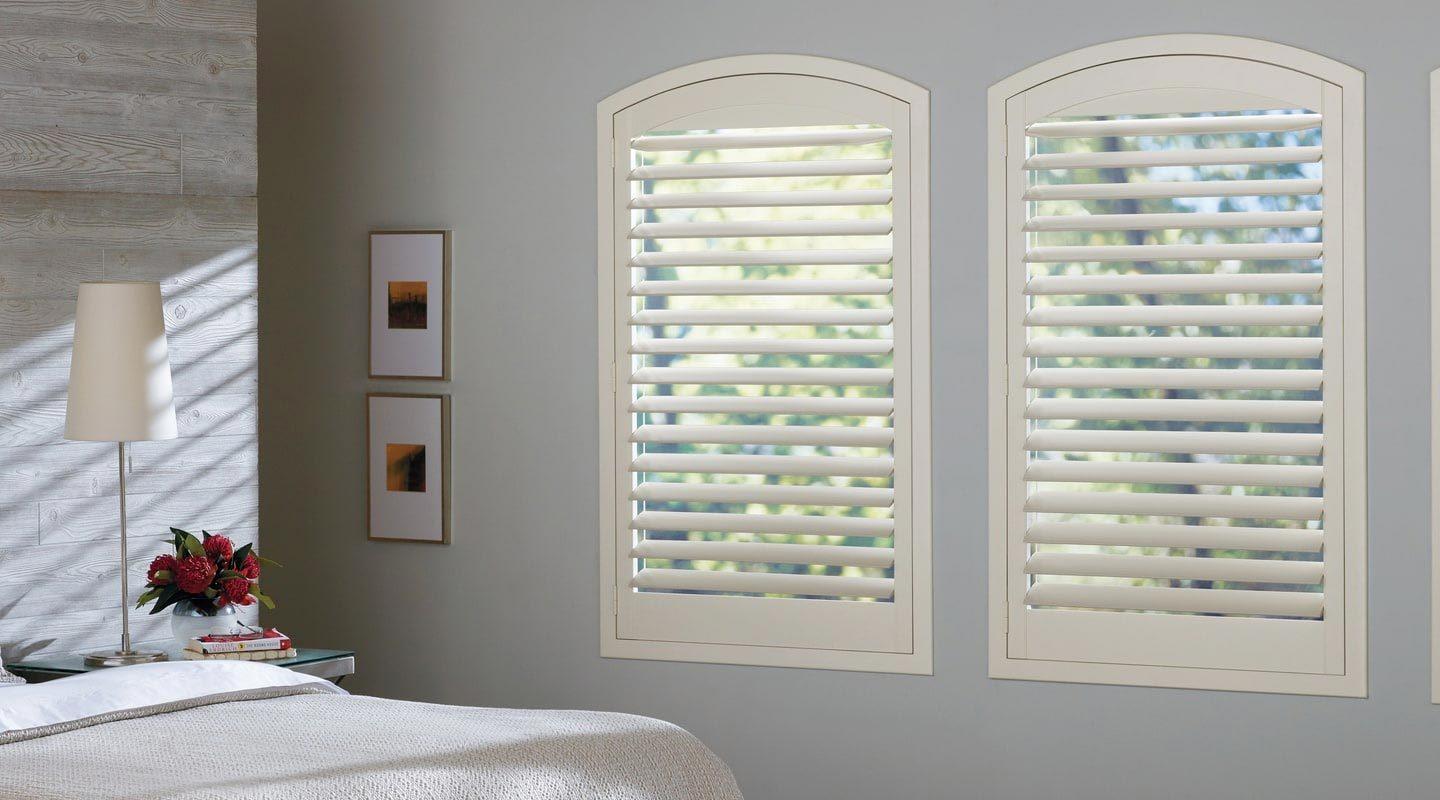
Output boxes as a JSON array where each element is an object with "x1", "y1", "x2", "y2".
[{"x1": 171, "y1": 598, "x2": 246, "y2": 648}]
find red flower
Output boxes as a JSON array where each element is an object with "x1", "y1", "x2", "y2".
[
  {"x1": 220, "y1": 577, "x2": 251, "y2": 606},
  {"x1": 239, "y1": 553, "x2": 260, "y2": 581},
  {"x1": 203, "y1": 535, "x2": 234, "y2": 563},
  {"x1": 147, "y1": 554, "x2": 177, "y2": 586},
  {"x1": 174, "y1": 555, "x2": 217, "y2": 594}
]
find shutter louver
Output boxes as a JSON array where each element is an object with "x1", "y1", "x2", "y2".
[
  {"x1": 602, "y1": 59, "x2": 930, "y2": 672},
  {"x1": 625, "y1": 121, "x2": 899, "y2": 602},
  {"x1": 1019, "y1": 106, "x2": 1328, "y2": 619},
  {"x1": 993, "y1": 41, "x2": 1365, "y2": 694}
]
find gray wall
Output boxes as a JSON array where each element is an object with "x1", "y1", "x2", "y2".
[
  {"x1": 0, "y1": 0, "x2": 258, "y2": 661},
  {"x1": 257, "y1": 1, "x2": 1439, "y2": 797}
]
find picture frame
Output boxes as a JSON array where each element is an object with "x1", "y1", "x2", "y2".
[
  {"x1": 366, "y1": 393, "x2": 451, "y2": 544},
  {"x1": 369, "y1": 229, "x2": 452, "y2": 380}
]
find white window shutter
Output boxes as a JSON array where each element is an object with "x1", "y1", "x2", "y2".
[
  {"x1": 598, "y1": 57, "x2": 931, "y2": 674},
  {"x1": 989, "y1": 37, "x2": 1366, "y2": 696}
]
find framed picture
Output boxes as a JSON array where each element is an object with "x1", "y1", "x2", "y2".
[
  {"x1": 367, "y1": 393, "x2": 451, "y2": 543},
  {"x1": 370, "y1": 229, "x2": 451, "y2": 379}
]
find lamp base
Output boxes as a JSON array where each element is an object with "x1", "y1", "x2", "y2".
[{"x1": 83, "y1": 649, "x2": 168, "y2": 668}]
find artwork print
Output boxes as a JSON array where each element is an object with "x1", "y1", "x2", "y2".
[
  {"x1": 368, "y1": 394, "x2": 450, "y2": 543},
  {"x1": 370, "y1": 230, "x2": 450, "y2": 378},
  {"x1": 387, "y1": 282, "x2": 428, "y2": 330}
]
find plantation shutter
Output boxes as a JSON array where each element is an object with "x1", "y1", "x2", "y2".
[
  {"x1": 600, "y1": 59, "x2": 930, "y2": 673},
  {"x1": 992, "y1": 47, "x2": 1366, "y2": 694}
]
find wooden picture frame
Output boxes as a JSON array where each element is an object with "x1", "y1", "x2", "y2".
[
  {"x1": 366, "y1": 393, "x2": 451, "y2": 544},
  {"x1": 369, "y1": 229, "x2": 452, "y2": 380}
]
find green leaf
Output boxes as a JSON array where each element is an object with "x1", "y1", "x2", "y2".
[
  {"x1": 250, "y1": 587, "x2": 276, "y2": 610},
  {"x1": 149, "y1": 584, "x2": 182, "y2": 615},
  {"x1": 232, "y1": 543, "x2": 254, "y2": 567},
  {"x1": 217, "y1": 570, "x2": 244, "y2": 581},
  {"x1": 256, "y1": 555, "x2": 283, "y2": 568},
  {"x1": 181, "y1": 532, "x2": 204, "y2": 558},
  {"x1": 134, "y1": 587, "x2": 163, "y2": 608}
]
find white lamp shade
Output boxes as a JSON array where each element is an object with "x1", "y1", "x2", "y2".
[{"x1": 65, "y1": 281, "x2": 178, "y2": 442}]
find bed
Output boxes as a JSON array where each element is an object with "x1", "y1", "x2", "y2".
[{"x1": 0, "y1": 661, "x2": 743, "y2": 800}]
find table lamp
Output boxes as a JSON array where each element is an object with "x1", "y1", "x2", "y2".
[{"x1": 65, "y1": 281, "x2": 178, "y2": 667}]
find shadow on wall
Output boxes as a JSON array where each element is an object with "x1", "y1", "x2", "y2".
[{"x1": 0, "y1": 245, "x2": 260, "y2": 662}]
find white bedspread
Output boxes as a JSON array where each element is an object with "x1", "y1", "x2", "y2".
[{"x1": 0, "y1": 661, "x2": 743, "y2": 800}]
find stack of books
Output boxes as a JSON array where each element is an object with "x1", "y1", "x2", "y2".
[{"x1": 181, "y1": 628, "x2": 296, "y2": 661}]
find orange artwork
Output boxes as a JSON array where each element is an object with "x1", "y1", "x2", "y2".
[
  {"x1": 387, "y1": 281, "x2": 428, "y2": 329},
  {"x1": 385, "y1": 443, "x2": 426, "y2": 492}
]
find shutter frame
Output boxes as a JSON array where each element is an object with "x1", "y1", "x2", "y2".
[
  {"x1": 1431, "y1": 68, "x2": 1440, "y2": 705},
  {"x1": 988, "y1": 35, "x2": 1366, "y2": 697},
  {"x1": 598, "y1": 56, "x2": 932, "y2": 675}
]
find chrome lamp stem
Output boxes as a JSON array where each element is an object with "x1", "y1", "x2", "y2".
[
  {"x1": 83, "y1": 441, "x2": 166, "y2": 667},
  {"x1": 118, "y1": 440, "x2": 130, "y2": 654}
]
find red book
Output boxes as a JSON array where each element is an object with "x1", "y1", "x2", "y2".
[{"x1": 189, "y1": 628, "x2": 292, "y2": 654}]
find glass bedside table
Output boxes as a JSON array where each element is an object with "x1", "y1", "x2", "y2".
[{"x1": 10, "y1": 646, "x2": 355, "y2": 684}]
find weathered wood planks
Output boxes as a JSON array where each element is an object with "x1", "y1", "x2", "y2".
[
  {"x1": 0, "y1": 392, "x2": 257, "y2": 448},
  {"x1": 0, "y1": 83, "x2": 255, "y2": 137},
  {"x1": 0, "y1": 601, "x2": 260, "y2": 661},
  {"x1": 1, "y1": 244, "x2": 256, "y2": 298},
  {"x1": 0, "y1": 126, "x2": 257, "y2": 195},
  {"x1": 0, "y1": 435, "x2": 259, "y2": 506},
  {"x1": 0, "y1": 191, "x2": 255, "y2": 247},
  {"x1": 0, "y1": 294, "x2": 258, "y2": 370},
  {"x1": 40, "y1": 486, "x2": 261, "y2": 544},
  {"x1": 105, "y1": 244, "x2": 258, "y2": 294},
  {"x1": 0, "y1": 0, "x2": 257, "y2": 659},
  {"x1": 0, "y1": 125, "x2": 179, "y2": 193},
  {"x1": 0, "y1": 0, "x2": 256, "y2": 36},
  {"x1": 0, "y1": 361, "x2": 257, "y2": 405},
  {"x1": 0, "y1": 246, "x2": 102, "y2": 296},
  {"x1": 0, "y1": 606, "x2": 168, "y2": 661},
  {"x1": 0, "y1": 12, "x2": 255, "y2": 101},
  {"x1": 183, "y1": 133, "x2": 256, "y2": 196},
  {"x1": 0, "y1": 526, "x2": 258, "y2": 620},
  {"x1": 0, "y1": 502, "x2": 40, "y2": 549}
]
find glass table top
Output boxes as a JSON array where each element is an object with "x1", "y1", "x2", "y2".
[{"x1": 12, "y1": 645, "x2": 355, "y2": 676}]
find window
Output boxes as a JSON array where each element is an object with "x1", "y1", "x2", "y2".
[
  {"x1": 598, "y1": 56, "x2": 931, "y2": 673},
  {"x1": 988, "y1": 36, "x2": 1366, "y2": 695}
]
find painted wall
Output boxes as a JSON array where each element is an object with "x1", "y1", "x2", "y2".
[
  {"x1": 257, "y1": 1, "x2": 1438, "y2": 797},
  {"x1": 0, "y1": 0, "x2": 258, "y2": 660}
]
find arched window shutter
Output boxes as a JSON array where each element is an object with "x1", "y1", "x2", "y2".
[
  {"x1": 989, "y1": 36, "x2": 1366, "y2": 696},
  {"x1": 599, "y1": 56, "x2": 932, "y2": 673}
]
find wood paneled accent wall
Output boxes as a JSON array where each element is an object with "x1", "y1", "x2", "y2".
[{"x1": 0, "y1": 0, "x2": 257, "y2": 660}]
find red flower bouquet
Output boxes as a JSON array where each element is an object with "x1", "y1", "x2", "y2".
[{"x1": 137, "y1": 528, "x2": 278, "y2": 615}]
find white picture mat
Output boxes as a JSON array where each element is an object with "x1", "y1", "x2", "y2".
[
  {"x1": 369, "y1": 395, "x2": 445, "y2": 541},
  {"x1": 370, "y1": 232, "x2": 445, "y2": 377}
]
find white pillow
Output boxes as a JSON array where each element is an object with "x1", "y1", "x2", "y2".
[
  {"x1": 0, "y1": 660, "x2": 342, "y2": 733},
  {"x1": 0, "y1": 653, "x2": 25, "y2": 687}
]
